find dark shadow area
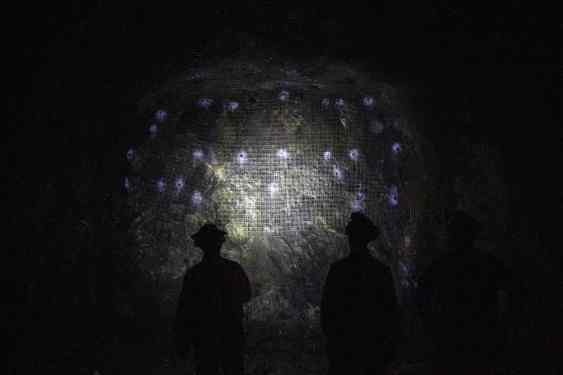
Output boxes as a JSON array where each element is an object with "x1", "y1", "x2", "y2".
[
  {"x1": 416, "y1": 210, "x2": 513, "y2": 372},
  {"x1": 8, "y1": 2, "x2": 560, "y2": 374},
  {"x1": 175, "y1": 223, "x2": 251, "y2": 375},
  {"x1": 321, "y1": 212, "x2": 399, "y2": 374}
]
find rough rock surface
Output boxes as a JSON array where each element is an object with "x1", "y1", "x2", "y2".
[{"x1": 121, "y1": 56, "x2": 440, "y2": 372}]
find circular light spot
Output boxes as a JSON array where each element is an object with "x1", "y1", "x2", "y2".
[
  {"x1": 175, "y1": 177, "x2": 185, "y2": 191},
  {"x1": 268, "y1": 182, "x2": 280, "y2": 196},
  {"x1": 157, "y1": 178, "x2": 166, "y2": 193},
  {"x1": 388, "y1": 185, "x2": 399, "y2": 207},
  {"x1": 237, "y1": 151, "x2": 248, "y2": 164},
  {"x1": 155, "y1": 110, "x2": 168, "y2": 123},
  {"x1": 226, "y1": 101, "x2": 239, "y2": 112},
  {"x1": 126, "y1": 148, "x2": 135, "y2": 162},
  {"x1": 149, "y1": 124, "x2": 158, "y2": 137},
  {"x1": 192, "y1": 149, "x2": 204, "y2": 160},
  {"x1": 278, "y1": 90, "x2": 290, "y2": 101},
  {"x1": 197, "y1": 98, "x2": 214, "y2": 109},
  {"x1": 192, "y1": 191, "x2": 203, "y2": 206},
  {"x1": 362, "y1": 96, "x2": 375, "y2": 108},
  {"x1": 333, "y1": 166, "x2": 343, "y2": 180},
  {"x1": 351, "y1": 200, "x2": 364, "y2": 212},
  {"x1": 392, "y1": 142, "x2": 402, "y2": 154},
  {"x1": 349, "y1": 148, "x2": 360, "y2": 161},
  {"x1": 351, "y1": 192, "x2": 366, "y2": 212},
  {"x1": 277, "y1": 148, "x2": 289, "y2": 160}
]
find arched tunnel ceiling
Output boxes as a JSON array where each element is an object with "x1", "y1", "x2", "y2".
[{"x1": 120, "y1": 58, "x2": 440, "y2": 325}]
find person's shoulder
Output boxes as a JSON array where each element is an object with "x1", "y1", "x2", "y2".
[
  {"x1": 331, "y1": 256, "x2": 352, "y2": 269},
  {"x1": 221, "y1": 257, "x2": 245, "y2": 271},
  {"x1": 331, "y1": 253, "x2": 382, "y2": 270},
  {"x1": 367, "y1": 256, "x2": 394, "y2": 279},
  {"x1": 420, "y1": 252, "x2": 458, "y2": 280},
  {"x1": 186, "y1": 261, "x2": 203, "y2": 275},
  {"x1": 476, "y1": 250, "x2": 511, "y2": 276},
  {"x1": 430, "y1": 250, "x2": 461, "y2": 268},
  {"x1": 327, "y1": 258, "x2": 349, "y2": 276},
  {"x1": 369, "y1": 254, "x2": 388, "y2": 268}
]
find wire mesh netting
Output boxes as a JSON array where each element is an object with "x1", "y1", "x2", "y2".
[{"x1": 119, "y1": 58, "x2": 437, "y2": 374}]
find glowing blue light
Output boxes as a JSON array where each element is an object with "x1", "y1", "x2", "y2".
[
  {"x1": 157, "y1": 178, "x2": 166, "y2": 193},
  {"x1": 237, "y1": 151, "x2": 248, "y2": 164},
  {"x1": 225, "y1": 101, "x2": 240, "y2": 112},
  {"x1": 335, "y1": 98, "x2": 345, "y2": 109},
  {"x1": 392, "y1": 142, "x2": 402, "y2": 154},
  {"x1": 175, "y1": 177, "x2": 185, "y2": 191},
  {"x1": 155, "y1": 110, "x2": 168, "y2": 123},
  {"x1": 349, "y1": 148, "x2": 360, "y2": 161},
  {"x1": 192, "y1": 149, "x2": 204, "y2": 161},
  {"x1": 124, "y1": 177, "x2": 131, "y2": 191},
  {"x1": 351, "y1": 192, "x2": 367, "y2": 212},
  {"x1": 388, "y1": 185, "x2": 399, "y2": 207},
  {"x1": 268, "y1": 182, "x2": 280, "y2": 196},
  {"x1": 277, "y1": 148, "x2": 289, "y2": 160},
  {"x1": 399, "y1": 260, "x2": 417, "y2": 288},
  {"x1": 126, "y1": 148, "x2": 135, "y2": 162},
  {"x1": 192, "y1": 191, "x2": 203, "y2": 206},
  {"x1": 323, "y1": 151, "x2": 332, "y2": 161},
  {"x1": 321, "y1": 98, "x2": 330, "y2": 108},
  {"x1": 399, "y1": 261, "x2": 415, "y2": 278},
  {"x1": 362, "y1": 96, "x2": 375, "y2": 108},
  {"x1": 369, "y1": 120, "x2": 384, "y2": 135},
  {"x1": 149, "y1": 124, "x2": 158, "y2": 137},
  {"x1": 197, "y1": 98, "x2": 214, "y2": 109},
  {"x1": 189, "y1": 71, "x2": 204, "y2": 80},
  {"x1": 278, "y1": 90, "x2": 290, "y2": 102},
  {"x1": 333, "y1": 166, "x2": 343, "y2": 180},
  {"x1": 351, "y1": 200, "x2": 363, "y2": 212}
]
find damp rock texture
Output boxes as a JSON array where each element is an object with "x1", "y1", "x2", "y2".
[{"x1": 121, "y1": 57, "x2": 438, "y2": 373}]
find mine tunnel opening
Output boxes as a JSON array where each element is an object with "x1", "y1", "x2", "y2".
[{"x1": 116, "y1": 56, "x2": 463, "y2": 372}]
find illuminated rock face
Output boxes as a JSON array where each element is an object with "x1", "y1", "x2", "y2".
[{"x1": 123, "y1": 59, "x2": 434, "y2": 362}]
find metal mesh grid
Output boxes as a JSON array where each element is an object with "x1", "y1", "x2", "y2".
[
  {"x1": 122, "y1": 62, "x2": 434, "y2": 320},
  {"x1": 205, "y1": 92, "x2": 389, "y2": 235},
  {"x1": 127, "y1": 69, "x2": 420, "y2": 243}
]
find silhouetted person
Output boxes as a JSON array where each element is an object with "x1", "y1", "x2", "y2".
[
  {"x1": 417, "y1": 210, "x2": 511, "y2": 372},
  {"x1": 175, "y1": 223, "x2": 251, "y2": 375},
  {"x1": 321, "y1": 212, "x2": 399, "y2": 375}
]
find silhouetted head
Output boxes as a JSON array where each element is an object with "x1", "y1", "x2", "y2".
[
  {"x1": 345, "y1": 212, "x2": 380, "y2": 252},
  {"x1": 191, "y1": 223, "x2": 227, "y2": 257},
  {"x1": 447, "y1": 210, "x2": 482, "y2": 251}
]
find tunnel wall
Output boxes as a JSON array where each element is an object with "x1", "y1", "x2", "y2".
[{"x1": 116, "y1": 56, "x2": 465, "y2": 371}]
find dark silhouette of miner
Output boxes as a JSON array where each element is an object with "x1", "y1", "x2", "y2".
[
  {"x1": 417, "y1": 210, "x2": 512, "y2": 371},
  {"x1": 321, "y1": 212, "x2": 399, "y2": 375},
  {"x1": 175, "y1": 223, "x2": 251, "y2": 375}
]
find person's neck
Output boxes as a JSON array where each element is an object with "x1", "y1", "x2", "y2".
[
  {"x1": 203, "y1": 252, "x2": 221, "y2": 261},
  {"x1": 350, "y1": 245, "x2": 370, "y2": 256},
  {"x1": 450, "y1": 242, "x2": 474, "y2": 253}
]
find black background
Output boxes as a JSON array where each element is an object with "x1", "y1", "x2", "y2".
[
  {"x1": 8, "y1": 0, "x2": 562, "y2": 371},
  {"x1": 11, "y1": 0, "x2": 560, "y2": 267}
]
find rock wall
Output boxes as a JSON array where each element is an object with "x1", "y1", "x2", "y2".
[{"x1": 119, "y1": 56, "x2": 444, "y2": 372}]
